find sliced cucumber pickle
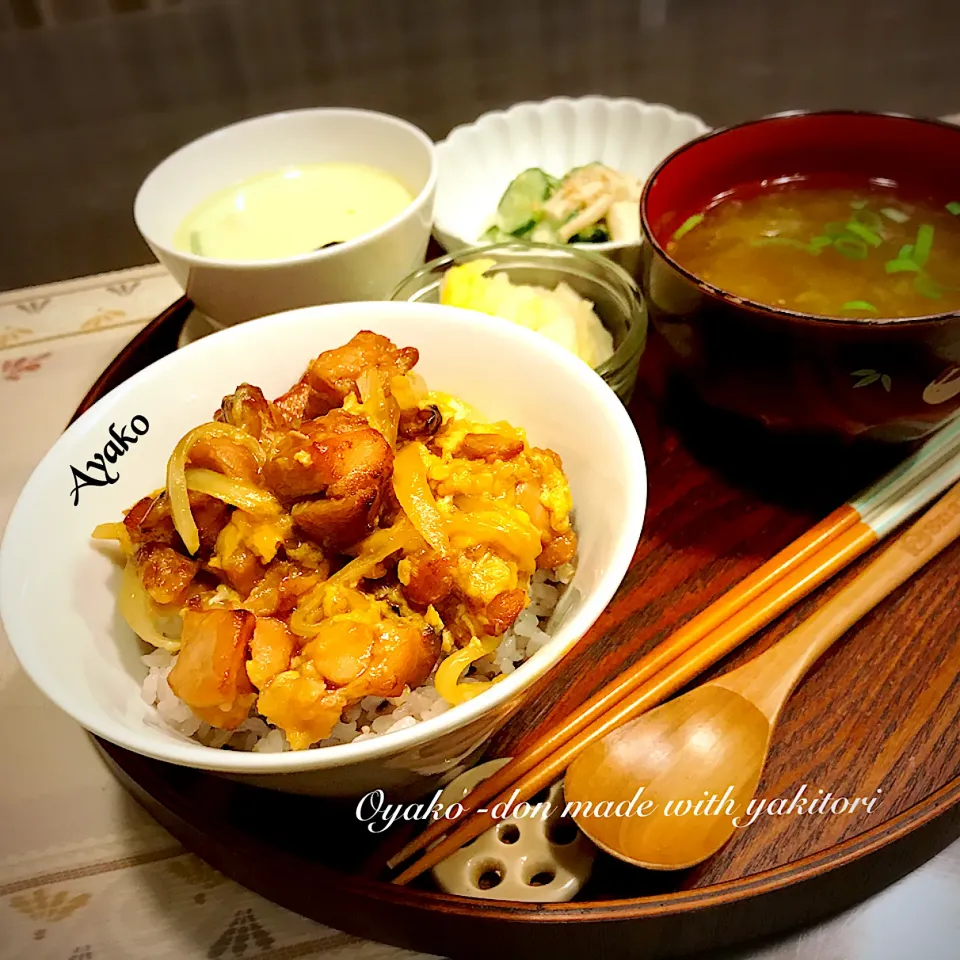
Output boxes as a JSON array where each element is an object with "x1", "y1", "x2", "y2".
[{"x1": 496, "y1": 168, "x2": 553, "y2": 234}]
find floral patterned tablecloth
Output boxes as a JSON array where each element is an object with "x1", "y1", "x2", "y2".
[
  {"x1": 0, "y1": 263, "x2": 958, "y2": 960},
  {"x1": 0, "y1": 266, "x2": 425, "y2": 960}
]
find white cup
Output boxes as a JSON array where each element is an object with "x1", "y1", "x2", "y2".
[{"x1": 134, "y1": 108, "x2": 437, "y2": 327}]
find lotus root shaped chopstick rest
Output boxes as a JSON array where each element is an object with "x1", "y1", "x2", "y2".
[{"x1": 430, "y1": 758, "x2": 596, "y2": 901}]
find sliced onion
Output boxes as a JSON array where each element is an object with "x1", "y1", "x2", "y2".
[
  {"x1": 119, "y1": 559, "x2": 181, "y2": 652},
  {"x1": 392, "y1": 443, "x2": 449, "y2": 554},
  {"x1": 357, "y1": 368, "x2": 399, "y2": 448},
  {"x1": 166, "y1": 423, "x2": 265, "y2": 554},
  {"x1": 446, "y1": 509, "x2": 542, "y2": 571},
  {"x1": 434, "y1": 634, "x2": 503, "y2": 705},
  {"x1": 92, "y1": 522, "x2": 126, "y2": 540},
  {"x1": 184, "y1": 468, "x2": 281, "y2": 518},
  {"x1": 91, "y1": 521, "x2": 133, "y2": 555},
  {"x1": 327, "y1": 517, "x2": 423, "y2": 587}
]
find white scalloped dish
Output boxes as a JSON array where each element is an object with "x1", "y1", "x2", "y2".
[{"x1": 434, "y1": 96, "x2": 709, "y2": 273}]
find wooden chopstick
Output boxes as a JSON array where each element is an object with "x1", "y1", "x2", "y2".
[
  {"x1": 386, "y1": 508, "x2": 854, "y2": 871},
  {"x1": 390, "y1": 523, "x2": 878, "y2": 884},
  {"x1": 388, "y1": 418, "x2": 960, "y2": 883}
]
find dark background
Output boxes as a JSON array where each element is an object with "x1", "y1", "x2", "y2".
[{"x1": 2, "y1": 0, "x2": 959, "y2": 291}]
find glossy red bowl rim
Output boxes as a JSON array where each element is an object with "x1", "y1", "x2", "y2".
[{"x1": 639, "y1": 109, "x2": 960, "y2": 328}]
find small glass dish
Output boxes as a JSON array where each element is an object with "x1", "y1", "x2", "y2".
[{"x1": 390, "y1": 241, "x2": 648, "y2": 403}]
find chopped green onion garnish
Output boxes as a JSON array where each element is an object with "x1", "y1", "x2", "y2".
[
  {"x1": 850, "y1": 200, "x2": 868, "y2": 210},
  {"x1": 672, "y1": 213, "x2": 704, "y2": 242},
  {"x1": 881, "y1": 207, "x2": 910, "y2": 224},
  {"x1": 845, "y1": 221, "x2": 883, "y2": 247},
  {"x1": 750, "y1": 237, "x2": 811, "y2": 251},
  {"x1": 189, "y1": 231, "x2": 203, "y2": 255},
  {"x1": 825, "y1": 222, "x2": 849, "y2": 239},
  {"x1": 947, "y1": 201, "x2": 960, "y2": 216},
  {"x1": 899, "y1": 244, "x2": 915, "y2": 260},
  {"x1": 913, "y1": 224, "x2": 934, "y2": 267},
  {"x1": 885, "y1": 259, "x2": 921, "y2": 274},
  {"x1": 852, "y1": 209, "x2": 883, "y2": 231},
  {"x1": 913, "y1": 276, "x2": 943, "y2": 299},
  {"x1": 808, "y1": 236, "x2": 834, "y2": 253},
  {"x1": 833, "y1": 237, "x2": 869, "y2": 260},
  {"x1": 842, "y1": 300, "x2": 878, "y2": 312}
]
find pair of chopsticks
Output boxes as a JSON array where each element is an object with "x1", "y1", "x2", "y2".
[{"x1": 388, "y1": 415, "x2": 960, "y2": 885}]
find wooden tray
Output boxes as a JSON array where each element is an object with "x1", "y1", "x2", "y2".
[{"x1": 75, "y1": 296, "x2": 960, "y2": 960}]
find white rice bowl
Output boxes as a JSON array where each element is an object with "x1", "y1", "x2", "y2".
[{"x1": 0, "y1": 301, "x2": 645, "y2": 797}]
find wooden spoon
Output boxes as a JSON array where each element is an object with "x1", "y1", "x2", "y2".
[{"x1": 564, "y1": 477, "x2": 960, "y2": 870}]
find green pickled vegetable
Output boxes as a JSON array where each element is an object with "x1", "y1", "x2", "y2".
[{"x1": 496, "y1": 168, "x2": 553, "y2": 235}]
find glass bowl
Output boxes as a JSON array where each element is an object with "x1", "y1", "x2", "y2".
[{"x1": 390, "y1": 241, "x2": 648, "y2": 403}]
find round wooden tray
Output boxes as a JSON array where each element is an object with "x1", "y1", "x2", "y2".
[{"x1": 75, "y1": 296, "x2": 960, "y2": 959}]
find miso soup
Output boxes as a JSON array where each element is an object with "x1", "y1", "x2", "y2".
[{"x1": 667, "y1": 182, "x2": 960, "y2": 319}]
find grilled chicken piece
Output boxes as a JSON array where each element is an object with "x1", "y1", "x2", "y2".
[
  {"x1": 273, "y1": 377, "x2": 329, "y2": 425},
  {"x1": 246, "y1": 617, "x2": 296, "y2": 690},
  {"x1": 263, "y1": 410, "x2": 393, "y2": 550},
  {"x1": 301, "y1": 620, "x2": 375, "y2": 687},
  {"x1": 168, "y1": 609, "x2": 256, "y2": 729},
  {"x1": 401, "y1": 549, "x2": 457, "y2": 608},
  {"x1": 306, "y1": 331, "x2": 418, "y2": 409},
  {"x1": 135, "y1": 543, "x2": 199, "y2": 605},
  {"x1": 457, "y1": 433, "x2": 525, "y2": 462},
  {"x1": 215, "y1": 383, "x2": 284, "y2": 441},
  {"x1": 483, "y1": 587, "x2": 528, "y2": 636},
  {"x1": 303, "y1": 618, "x2": 440, "y2": 700},
  {"x1": 537, "y1": 529, "x2": 578, "y2": 570},
  {"x1": 242, "y1": 560, "x2": 324, "y2": 618},
  {"x1": 188, "y1": 434, "x2": 260, "y2": 484},
  {"x1": 354, "y1": 620, "x2": 441, "y2": 698},
  {"x1": 291, "y1": 496, "x2": 384, "y2": 555},
  {"x1": 123, "y1": 491, "x2": 230, "y2": 554},
  {"x1": 214, "y1": 541, "x2": 264, "y2": 596},
  {"x1": 256, "y1": 617, "x2": 441, "y2": 749},
  {"x1": 397, "y1": 404, "x2": 442, "y2": 442}
]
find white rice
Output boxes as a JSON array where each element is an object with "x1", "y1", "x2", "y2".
[{"x1": 139, "y1": 565, "x2": 574, "y2": 752}]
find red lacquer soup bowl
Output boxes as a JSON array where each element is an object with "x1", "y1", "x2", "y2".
[{"x1": 640, "y1": 111, "x2": 960, "y2": 443}]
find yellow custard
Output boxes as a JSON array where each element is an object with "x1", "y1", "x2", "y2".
[{"x1": 174, "y1": 162, "x2": 414, "y2": 261}]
